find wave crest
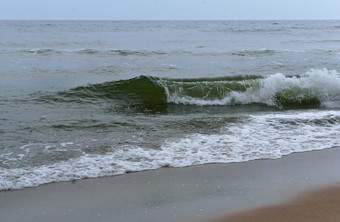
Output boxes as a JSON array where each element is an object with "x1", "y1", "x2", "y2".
[
  {"x1": 166, "y1": 69, "x2": 340, "y2": 108},
  {"x1": 49, "y1": 69, "x2": 340, "y2": 109}
]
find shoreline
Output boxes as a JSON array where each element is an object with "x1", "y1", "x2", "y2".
[
  {"x1": 210, "y1": 185, "x2": 340, "y2": 222},
  {"x1": 1, "y1": 147, "x2": 340, "y2": 222}
]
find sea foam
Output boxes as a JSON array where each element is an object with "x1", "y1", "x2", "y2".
[
  {"x1": 1, "y1": 110, "x2": 339, "y2": 190},
  {"x1": 165, "y1": 69, "x2": 340, "y2": 108}
]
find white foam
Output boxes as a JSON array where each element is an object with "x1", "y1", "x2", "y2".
[
  {"x1": 160, "y1": 110, "x2": 340, "y2": 165},
  {"x1": 165, "y1": 69, "x2": 340, "y2": 107},
  {"x1": 1, "y1": 110, "x2": 339, "y2": 191}
]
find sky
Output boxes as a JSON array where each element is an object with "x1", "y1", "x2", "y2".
[{"x1": 1, "y1": 0, "x2": 340, "y2": 20}]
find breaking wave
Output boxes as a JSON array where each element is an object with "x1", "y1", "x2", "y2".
[{"x1": 49, "y1": 69, "x2": 340, "y2": 109}]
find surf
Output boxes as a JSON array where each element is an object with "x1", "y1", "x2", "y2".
[{"x1": 49, "y1": 69, "x2": 340, "y2": 110}]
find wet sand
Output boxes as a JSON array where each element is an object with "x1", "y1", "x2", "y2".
[
  {"x1": 211, "y1": 186, "x2": 340, "y2": 222},
  {"x1": 1, "y1": 147, "x2": 340, "y2": 222}
]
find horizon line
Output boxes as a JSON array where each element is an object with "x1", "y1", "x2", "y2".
[{"x1": 1, "y1": 18, "x2": 340, "y2": 21}]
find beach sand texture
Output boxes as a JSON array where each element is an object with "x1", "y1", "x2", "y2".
[
  {"x1": 1, "y1": 147, "x2": 340, "y2": 222},
  {"x1": 211, "y1": 186, "x2": 340, "y2": 222}
]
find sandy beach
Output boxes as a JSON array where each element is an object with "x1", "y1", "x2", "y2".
[
  {"x1": 211, "y1": 186, "x2": 340, "y2": 222},
  {"x1": 1, "y1": 147, "x2": 340, "y2": 222}
]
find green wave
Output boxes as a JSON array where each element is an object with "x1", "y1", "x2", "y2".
[
  {"x1": 274, "y1": 88, "x2": 321, "y2": 108},
  {"x1": 46, "y1": 70, "x2": 340, "y2": 110},
  {"x1": 57, "y1": 75, "x2": 262, "y2": 104},
  {"x1": 60, "y1": 75, "x2": 167, "y2": 104}
]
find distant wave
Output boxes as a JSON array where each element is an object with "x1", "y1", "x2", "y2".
[
  {"x1": 44, "y1": 69, "x2": 340, "y2": 109},
  {"x1": 23, "y1": 48, "x2": 61, "y2": 54},
  {"x1": 229, "y1": 28, "x2": 286, "y2": 33},
  {"x1": 76, "y1": 49, "x2": 168, "y2": 56},
  {"x1": 19, "y1": 48, "x2": 307, "y2": 57},
  {"x1": 229, "y1": 49, "x2": 277, "y2": 57},
  {"x1": 21, "y1": 48, "x2": 168, "y2": 56},
  {"x1": 285, "y1": 40, "x2": 340, "y2": 45}
]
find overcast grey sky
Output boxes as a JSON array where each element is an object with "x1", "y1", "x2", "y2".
[{"x1": 1, "y1": 0, "x2": 340, "y2": 20}]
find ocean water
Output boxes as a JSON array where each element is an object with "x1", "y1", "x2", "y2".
[{"x1": 0, "y1": 20, "x2": 340, "y2": 190}]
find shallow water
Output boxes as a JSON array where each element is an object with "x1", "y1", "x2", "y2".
[{"x1": 0, "y1": 20, "x2": 340, "y2": 190}]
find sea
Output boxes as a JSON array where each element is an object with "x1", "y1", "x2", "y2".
[{"x1": 0, "y1": 20, "x2": 340, "y2": 190}]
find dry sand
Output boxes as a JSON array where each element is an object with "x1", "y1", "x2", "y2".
[
  {"x1": 211, "y1": 186, "x2": 340, "y2": 222},
  {"x1": 1, "y1": 147, "x2": 340, "y2": 222}
]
